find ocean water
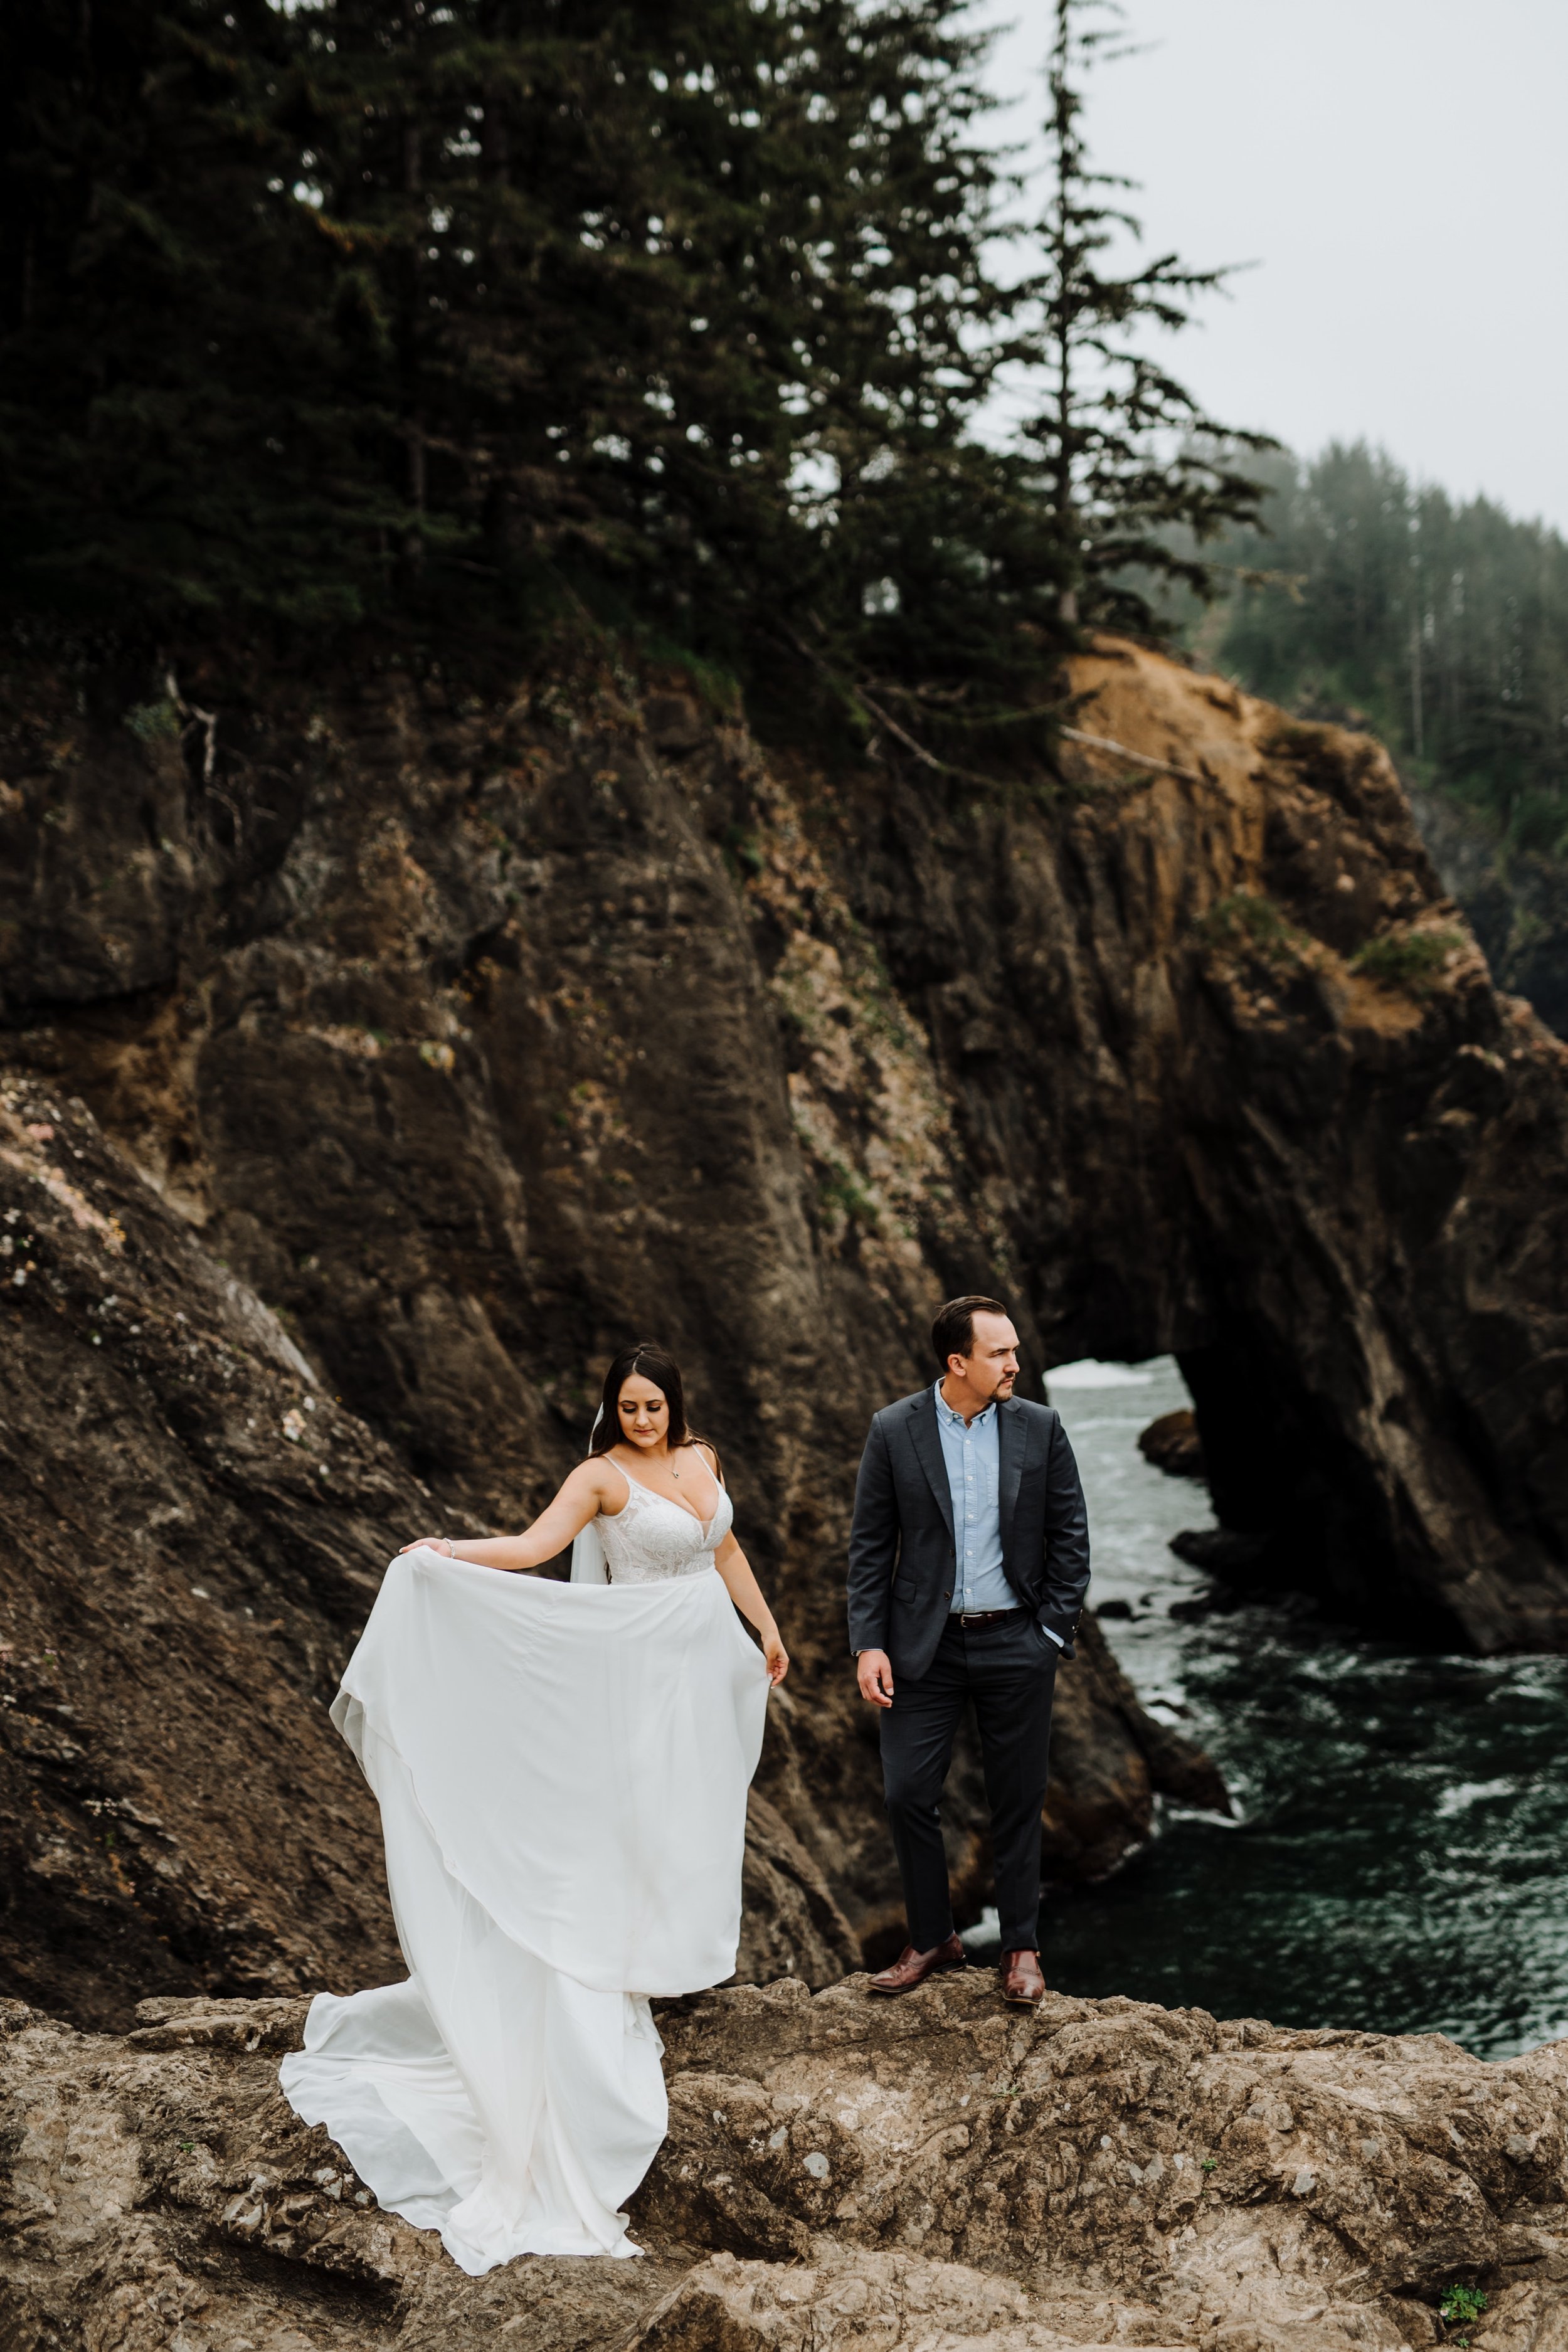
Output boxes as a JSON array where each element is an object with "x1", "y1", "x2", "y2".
[{"x1": 968, "y1": 1357, "x2": 1568, "y2": 2059}]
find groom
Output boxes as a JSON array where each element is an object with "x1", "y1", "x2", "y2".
[{"x1": 847, "y1": 1296, "x2": 1090, "y2": 2008}]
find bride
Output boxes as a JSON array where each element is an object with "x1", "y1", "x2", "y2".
[{"x1": 278, "y1": 1341, "x2": 788, "y2": 2274}]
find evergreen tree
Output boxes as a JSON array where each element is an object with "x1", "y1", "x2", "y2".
[
  {"x1": 283, "y1": 0, "x2": 1071, "y2": 694},
  {"x1": 1019, "y1": 0, "x2": 1273, "y2": 628},
  {"x1": 0, "y1": 0, "x2": 1271, "y2": 726},
  {"x1": 3, "y1": 0, "x2": 1052, "y2": 673},
  {"x1": 0, "y1": 0, "x2": 382, "y2": 624}
]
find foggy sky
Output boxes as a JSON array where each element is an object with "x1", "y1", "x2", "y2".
[{"x1": 974, "y1": 0, "x2": 1568, "y2": 531}]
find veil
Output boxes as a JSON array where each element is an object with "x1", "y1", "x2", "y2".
[{"x1": 569, "y1": 1404, "x2": 609, "y2": 1583}]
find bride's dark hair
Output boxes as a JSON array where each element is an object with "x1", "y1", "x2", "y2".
[{"x1": 590, "y1": 1340, "x2": 701, "y2": 1458}]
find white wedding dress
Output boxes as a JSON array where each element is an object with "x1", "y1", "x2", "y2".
[{"x1": 278, "y1": 1462, "x2": 769, "y2": 2273}]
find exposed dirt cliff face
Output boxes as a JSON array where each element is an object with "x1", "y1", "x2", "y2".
[
  {"x1": 5, "y1": 1979, "x2": 1567, "y2": 2351},
  {"x1": 2, "y1": 629, "x2": 1565, "y2": 2027}
]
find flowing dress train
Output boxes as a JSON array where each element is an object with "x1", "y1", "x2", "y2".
[{"x1": 278, "y1": 1467, "x2": 768, "y2": 2273}]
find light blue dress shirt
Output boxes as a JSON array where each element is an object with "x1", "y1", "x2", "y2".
[{"x1": 935, "y1": 1382, "x2": 1064, "y2": 1645}]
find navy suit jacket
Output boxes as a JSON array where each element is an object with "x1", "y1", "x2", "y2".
[{"x1": 847, "y1": 1388, "x2": 1091, "y2": 1681}]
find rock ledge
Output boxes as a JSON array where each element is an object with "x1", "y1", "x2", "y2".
[{"x1": 3, "y1": 1978, "x2": 1565, "y2": 2351}]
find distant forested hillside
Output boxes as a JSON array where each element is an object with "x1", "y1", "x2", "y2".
[
  {"x1": 1216, "y1": 445, "x2": 1568, "y2": 855},
  {"x1": 1194, "y1": 445, "x2": 1568, "y2": 1030}
]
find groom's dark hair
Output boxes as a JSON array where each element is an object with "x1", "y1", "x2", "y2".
[{"x1": 931, "y1": 1295, "x2": 1010, "y2": 1367}]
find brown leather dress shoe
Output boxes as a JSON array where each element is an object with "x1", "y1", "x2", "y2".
[
  {"x1": 999, "y1": 1948, "x2": 1046, "y2": 2007},
  {"x1": 867, "y1": 1934, "x2": 968, "y2": 1996}
]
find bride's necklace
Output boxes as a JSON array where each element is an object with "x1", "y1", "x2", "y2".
[{"x1": 627, "y1": 1441, "x2": 679, "y2": 1478}]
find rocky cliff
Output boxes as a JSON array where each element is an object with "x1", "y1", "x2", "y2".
[
  {"x1": 1409, "y1": 785, "x2": 1568, "y2": 1041},
  {"x1": 4, "y1": 1977, "x2": 1567, "y2": 2351},
  {"x1": 2, "y1": 632, "x2": 1565, "y2": 2028}
]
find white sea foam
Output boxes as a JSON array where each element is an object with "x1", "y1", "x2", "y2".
[{"x1": 1434, "y1": 1777, "x2": 1517, "y2": 1819}]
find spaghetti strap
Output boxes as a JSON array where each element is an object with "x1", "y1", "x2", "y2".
[{"x1": 597, "y1": 1458, "x2": 633, "y2": 1518}]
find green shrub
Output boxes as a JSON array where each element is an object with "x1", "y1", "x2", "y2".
[
  {"x1": 124, "y1": 700, "x2": 181, "y2": 746},
  {"x1": 1348, "y1": 928, "x2": 1465, "y2": 990},
  {"x1": 818, "y1": 1160, "x2": 879, "y2": 1230},
  {"x1": 1439, "y1": 2280, "x2": 1486, "y2": 2335},
  {"x1": 1196, "y1": 891, "x2": 1308, "y2": 967}
]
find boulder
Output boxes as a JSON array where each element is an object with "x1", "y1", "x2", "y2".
[{"x1": 1138, "y1": 1410, "x2": 1206, "y2": 1481}]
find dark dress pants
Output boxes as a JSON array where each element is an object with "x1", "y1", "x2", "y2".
[{"x1": 879, "y1": 1614, "x2": 1057, "y2": 1955}]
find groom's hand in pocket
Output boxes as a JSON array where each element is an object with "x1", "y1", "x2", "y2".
[{"x1": 856, "y1": 1649, "x2": 895, "y2": 1708}]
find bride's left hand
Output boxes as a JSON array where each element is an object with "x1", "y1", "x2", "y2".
[{"x1": 763, "y1": 1634, "x2": 789, "y2": 1686}]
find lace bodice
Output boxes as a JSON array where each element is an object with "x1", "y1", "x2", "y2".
[{"x1": 596, "y1": 1460, "x2": 733, "y2": 1585}]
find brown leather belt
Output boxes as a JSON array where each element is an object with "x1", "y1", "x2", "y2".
[{"x1": 952, "y1": 1606, "x2": 1027, "y2": 1630}]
